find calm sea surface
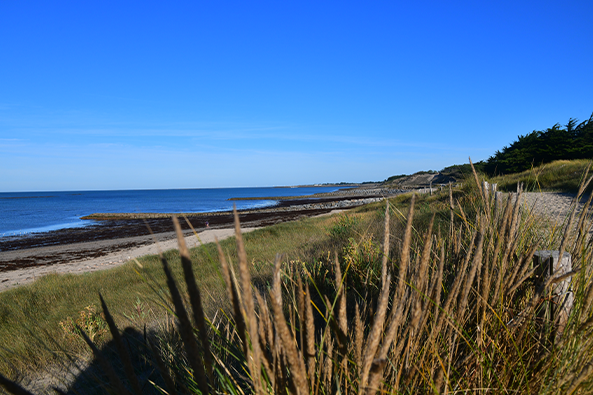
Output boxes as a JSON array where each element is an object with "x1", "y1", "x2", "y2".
[{"x1": 0, "y1": 187, "x2": 343, "y2": 237}]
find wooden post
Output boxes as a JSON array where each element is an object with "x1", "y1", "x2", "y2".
[
  {"x1": 494, "y1": 191, "x2": 503, "y2": 213},
  {"x1": 533, "y1": 251, "x2": 573, "y2": 341}
]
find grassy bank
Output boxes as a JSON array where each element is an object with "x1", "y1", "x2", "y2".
[
  {"x1": 0, "y1": 207, "x2": 386, "y2": 379},
  {"x1": 490, "y1": 159, "x2": 592, "y2": 193}
]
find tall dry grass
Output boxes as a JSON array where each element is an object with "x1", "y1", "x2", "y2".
[{"x1": 3, "y1": 165, "x2": 593, "y2": 394}]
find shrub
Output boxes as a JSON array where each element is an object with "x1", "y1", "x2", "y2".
[{"x1": 328, "y1": 213, "x2": 359, "y2": 241}]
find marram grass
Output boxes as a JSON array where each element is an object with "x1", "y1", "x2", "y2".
[{"x1": 3, "y1": 167, "x2": 593, "y2": 393}]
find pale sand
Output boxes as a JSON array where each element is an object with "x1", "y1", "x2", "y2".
[
  {"x1": 0, "y1": 227, "x2": 258, "y2": 292},
  {"x1": 522, "y1": 191, "x2": 583, "y2": 220},
  {"x1": 0, "y1": 209, "x2": 347, "y2": 293}
]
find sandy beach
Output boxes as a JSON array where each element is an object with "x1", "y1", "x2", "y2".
[
  {"x1": 2, "y1": 189, "x2": 580, "y2": 293},
  {"x1": 0, "y1": 191, "x2": 391, "y2": 292},
  {"x1": 0, "y1": 227, "x2": 262, "y2": 292}
]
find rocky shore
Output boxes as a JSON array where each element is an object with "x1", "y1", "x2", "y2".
[{"x1": 82, "y1": 196, "x2": 387, "y2": 220}]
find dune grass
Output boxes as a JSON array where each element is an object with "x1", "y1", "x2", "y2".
[{"x1": 150, "y1": 167, "x2": 593, "y2": 394}]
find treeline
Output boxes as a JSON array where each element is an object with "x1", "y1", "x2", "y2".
[
  {"x1": 484, "y1": 113, "x2": 593, "y2": 175},
  {"x1": 383, "y1": 113, "x2": 593, "y2": 183}
]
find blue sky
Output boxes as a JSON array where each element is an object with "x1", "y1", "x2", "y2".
[{"x1": 1, "y1": 1, "x2": 592, "y2": 192}]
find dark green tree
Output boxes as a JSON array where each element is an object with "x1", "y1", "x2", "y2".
[{"x1": 484, "y1": 113, "x2": 593, "y2": 175}]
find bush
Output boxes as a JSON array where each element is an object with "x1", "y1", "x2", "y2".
[{"x1": 328, "y1": 213, "x2": 359, "y2": 241}]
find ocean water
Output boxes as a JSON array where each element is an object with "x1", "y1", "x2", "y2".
[{"x1": 0, "y1": 186, "x2": 343, "y2": 237}]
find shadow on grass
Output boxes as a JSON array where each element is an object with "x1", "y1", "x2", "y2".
[{"x1": 60, "y1": 327, "x2": 165, "y2": 395}]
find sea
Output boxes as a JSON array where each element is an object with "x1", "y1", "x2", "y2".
[{"x1": 0, "y1": 186, "x2": 344, "y2": 237}]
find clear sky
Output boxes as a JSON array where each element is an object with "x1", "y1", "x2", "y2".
[{"x1": 1, "y1": 1, "x2": 592, "y2": 192}]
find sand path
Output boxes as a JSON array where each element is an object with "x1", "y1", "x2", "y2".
[
  {"x1": 521, "y1": 191, "x2": 583, "y2": 221},
  {"x1": 0, "y1": 227, "x2": 258, "y2": 292}
]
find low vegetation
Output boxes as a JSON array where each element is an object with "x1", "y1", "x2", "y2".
[
  {"x1": 2, "y1": 163, "x2": 593, "y2": 393},
  {"x1": 385, "y1": 159, "x2": 593, "y2": 194}
]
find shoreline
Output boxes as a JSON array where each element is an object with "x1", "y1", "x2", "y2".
[
  {"x1": 0, "y1": 193, "x2": 391, "y2": 252},
  {"x1": 0, "y1": 227, "x2": 261, "y2": 292},
  {"x1": 3, "y1": 189, "x2": 579, "y2": 293},
  {"x1": 0, "y1": 189, "x2": 397, "y2": 292}
]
